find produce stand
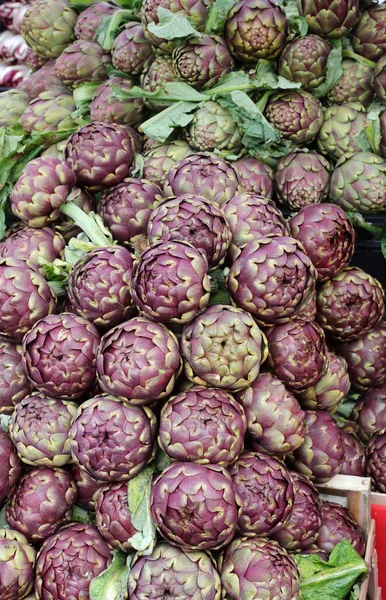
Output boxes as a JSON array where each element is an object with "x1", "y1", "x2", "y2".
[{"x1": 371, "y1": 493, "x2": 386, "y2": 600}]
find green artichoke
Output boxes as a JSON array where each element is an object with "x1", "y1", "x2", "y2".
[
  {"x1": 265, "y1": 90, "x2": 324, "y2": 144},
  {"x1": 21, "y1": 89, "x2": 77, "y2": 134},
  {"x1": 274, "y1": 150, "x2": 330, "y2": 209},
  {"x1": 173, "y1": 35, "x2": 234, "y2": 89},
  {"x1": 112, "y1": 22, "x2": 154, "y2": 76},
  {"x1": 351, "y1": 4, "x2": 386, "y2": 62},
  {"x1": 0, "y1": 529, "x2": 35, "y2": 600},
  {"x1": 0, "y1": 89, "x2": 29, "y2": 127},
  {"x1": 187, "y1": 101, "x2": 242, "y2": 153},
  {"x1": 278, "y1": 34, "x2": 331, "y2": 91},
  {"x1": 53, "y1": 39, "x2": 111, "y2": 88},
  {"x1": 143, "y1": 140, "x2": 193, "y2": 184},
  {"x1": 317, "y1": 102, "x2": 368, "y2": 160},
  {"x1": 326, "y1": 59, "x2": 374, "y2": 107},
  {"x1": 21, "y1": 0, "x2": 77, "y2": 59},
  {"x1": 298, "y1": 0, "x2": 359, "y2": 39}
]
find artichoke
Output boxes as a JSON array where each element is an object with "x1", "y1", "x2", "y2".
[
  {"x1": 96, "y1": 316, "x2": 182, "y2": 404},
  {"x1": 0, "y1": 226, "x2": 65, "y2": 275},
  {"x1": 53, "y1": 39, "x2": 111, "y2": 88},
  {"x1": 90, "y1": 76, "x2": 145, "y2": 128},
  {"x1": 6, "y1": 467, "x2": 77, "y2": 544},
  {"x1": 236, "y1": 372, "x2": 307, "y2": 456},
  {"x1": 233, "y1": 155, "x2": 274, "y2": 197},
  {"x1": 130, "y1": 240, "x2": 211, "y2": 325},
  {"x1": 187, "y1": 101, "x2": 242, "y2": 153},
  {"x1": 353, "y1": 384, "x2": 386, "y2": 442},
  {"x1": 158, "y1": 385, "x2": 247, "y2": 466},
  {"x1": 0, "y1": 89, "x2": 29, "y2": 127},
  {"x1": 0, "y1": 337, "x2": 31, "y2": 415},
  {"x1": 21, "y1": 89, "x2": 77, "y2": 135},
  {"x1": 10, "y1": 393, "x2": 78, "y2": 467},
  {"x1": 315, "y1": 500, "x2": 366, "y2": 557},
  {"x1": 0, "y1": 529, "x2": 35, "y2": 600},
  {"x1": 278, "y1": 34, "x2": 331, "y2": 91},
  {"x1": 142, "y1": 140, "x2": 192, "y2": 185},
  {"x1": 366, "y1": 428, "x2": 386, "y2": 492},
  {"x1": 70, "y1": 394, "x2": 156, "y2": 482},
  {"x1": 141, "y1": 56, "x2": 181, "y2": 112},
  {"x1": 181, "y1": 304, "x2": 268, "y2": 392},
  {"x1": 0, "y1": 432, "x2": 22, "y2": 505},
  {"x1": 317, "y1": 103, "x2": 368, "y2": 160},
  {"x1": 173, "y1": 35, "x2": 234, "y2": 89},
  {"x1": 274, "y1": 150, "x2": 330, "y2": 209},
  {"x1": 340, "y1": 429, "x2": 365, "y2": 476},
  {"x1": 316, "y1": 266, "x2": 384, "y2": 342},
  {"x1": 373, "y1": 54, "x2": 386, "y2": 103},
  {"x1": 298, "y1": 0, "x2": 359, "y2": 39},
  {"x1": 72, "y1": 465, "x2": 104, "y2": 511},
  {"x1": 11, "y1": 156, "x2": 76, "y2": 227},
  {"x1": 34, "y1": 523, "x2": 112, "y2": 600},
  {"x1": 21, "y1": 0, "x2": 77, "y2": 59},
  {"x1": 17, "y1": 60, "x2": 65, "y2": 99},
  {"x1": 128, "y1": 542, "x2": 222, "y2": 600},
  {"x1": 94, "y1": 482, "x2": 138, "y2": 552},
  {"x1": 74, "y1": 1, "x2": 117, "y2": 41},
  {"x1": 225, "y1": 0, "x2": 289, "y2": 63},
  {"x1": 326, "y1": 59, "x2": 374, "y2": 107},
  {"x1": 151, "y1": 462, "x2": 238, "y2": 550},
  {"x1": 22, "y1": 312, "x2": 100, "y2": 400},
  {"x1": 265, "y1": 90, "x2": 324, "y2": 144},
  {"x1": 351, "y1": 4, "x2": 386, "y2": 62},
  {"x1": 112, "y1": 22, "x2": 154, "y2": 76}
]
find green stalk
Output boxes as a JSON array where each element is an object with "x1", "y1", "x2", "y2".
[
  {"x1": 60, "y1": 203, "x2": 114, "y2": 248},
  {"x1": 342, "y1": 50, "x2": 377, "y2": 69}
]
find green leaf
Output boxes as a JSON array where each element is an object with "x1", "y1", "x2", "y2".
[
  {"x1": 363, "y1": 101, "x2": 384, "y2": 155},
  {"x1": 347, "y1": 210, "x2": 386, "y2": 240},
  {"x1": 97, "y1": 10, "x2": 140, "y2": 52},
  {"x1": 205, "y1": 0, "x2": 236, "y2": 35},
  {"x1": 90, "y1": 551, "x2": 132, "y2": 600},
  {"x1": 127, "y1": 465, "x2": 157, "y2": 556},
  {"x1": 288, "y1": 14, "x2": 308, "y2": 37},
  {"x1": 250, "y1": 60, "x2": 302, "y2": 92},
  {"x1": 138, "y1": 101, "x2": 199, "y2": 142},
  {"x1": 0, "y1": 415, "x2": 11, "y2": 433},
  {"x1": 148, "y1": 7, "x2": 202, "y2": 40},
  {"x1": 313, "y1": 40, "x2": 343, "y2": 99},
  {"x1": 113, "y1": 81, "x2": 206, "y2": 103},
  {"x1": 72, "y1": 82, "x2": 99, "y2": 121},
  {"x1": 154, "y1": 447, "x2": 172, "y2": 473},
  {"x1": 0, "y1": 504, "x2": 9, "y2": 529},
  {"x1": 71, "y1": 505, "x2": 95, "y2": 525}
]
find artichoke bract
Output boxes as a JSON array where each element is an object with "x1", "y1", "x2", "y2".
[
  {"x1": 317, "y1": 103, "x2": 368, "y2": 160},
  {"x1": 112, "y1": 22, "x2": 154, "y2": 76},
  {"x1": 34, "y1": 523, "x2": 112, "y2": 600},
  {"x1": 219, "y1": 536, "x2": 300, "y2": 600},
  {"x1": 94, "y1": 482, "x2": 138, "y2": 552},
  {"x1": 298, "y1": 0, "x2": 359, "y2": 38},
  {"x1": 151, "y1": 462, "x2": 238, "y2": 550},
  {"x1": 225, "y1": 0, "x2": 289, "y2": 63},
  {"x1": 10, "y1": 393, "x2": 78, "y2": 467},
  {"x1": 233, "y1": 156, "x2": 274, "y2": 197},
  {"x1": 353, "y1": 384, "x2": 386, "y2": 442},
  {"x1": 147, "y1": 195, "x2": 231, "y2": 270},
  {"x1": 70, "y1": 394, "x2": 156, "y2": 482},
  {"x1": 340, "y1": 429, "x2": 365, "y2": 476},
  {"x1": 21, "y1": 89, "x2": 77, "y2": 135},
  {"x1": 163, "y1": 152, "x2": 239, "y2": 207},
  {"x1": 90, "y1": 76, "x2": 145, "y2": 128},
  {"x1": 22, "y1": 312, "x2": 100, "y2": 400},
  {"x1": 6, "y1": 467, "x2": 77, "y2": 544},
  {"x1": 316, "y1": 266, "x2": 385, "y2": 342},
  {"x1": 0, "y1": 529, "x2": 35, "y2": 600},
  {"x1": 236, "y1": 372, "x2": 306, "y2": 456},
  {"x1": 278, "y1": 34, "x2": 331, "y2": 91},
  {"x1": 315, "y1": 500, "x2": 366, "y2": 557},
  {"x1": 181, "y1": 304, "x2": 268, "y2": 392},
  {"x1": 53, "y1": 39, "x2": 111, "y2": 88},
  {"x1": 128, "y1": 542, "x2": 222, "y2": 600},
  {"x1": 271, "y1": 470, "x2": 322, "y2": 552},
  {"x1": 21, "y1": 0, "x2": 77, "y2": 59},
  {"x1": 326, "y1": 59, "x2": 374, "y2": 106},
  {"x1": 11, "y1": 156, "x2": 76, "y2": 228},
  {"x1": 96, "y1": 317, "x2": 182, "y2": 404},
  {"x1": 274, "y1": 150, "x2": 330, "y2": 209},
  {"x1": 289, "y1": 203, "x2": 355, "y2": 281},
  {"x1": 74, "y1": 1, "x2": 117, "y2": 41},
  {"x1": 266, "y1": 320, "x2": 328, "y2": 391},
  {"x1": 142, "y1": 140, "x2": 192, "y2": 185},
  {"x1": 265, "y1": 90, "x2": 324, "y2": 144},
  {"x1": 289, "y1": 410, "x2": 344, "y2": 483},
  {"x1": 130, "y1": 240, "x2": 211, "y2": 325},
  {"x1": 230, "y1": 451, "x2": 294, "y2": 537},
  {"x1": 187, "y1": 101, "x2": 242, "y2": 153},
  {"x1": 0, "y1": 226, "x2": 65, "y2": 275},
  {"x1": 351, "y1": 4, "x2": 386, "y2": 61},
  {"x1": 158, "y1": 385, "x2": 247, "y2": 466},
  {"x1": 366, "y1": 428, "x2": 386, "y2": 492},
  {"x1": 0, "y1": 432, "x2": 22, "y2": 505},
  {"x1": 71, "y1": 465, "x2": 104, "y2": 511},
  {"x1": 0, "y1": 336, "x2": 31, "y2": 415}
]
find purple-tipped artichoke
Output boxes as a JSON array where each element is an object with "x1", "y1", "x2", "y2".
[
  {"x1": 317, "y1": 103, "x2": 368, "y2": 160},
  {"x1": 0, "y1": 337, "x2": 31, "y2": 414},
  {"x1": 289, "y1": 203, "x2": 355, "y2": 283},
  {"x1": 265, "y1": 90, "x2": 324, "y2": 144},
  {"x1": 366, "y1": 428, "x2": 386, "y2": 492},
  {"x1": 22, "y1": 312, "x2": 100, "y2": 400},
  {"x1": 34, "y1": 523, "x2": 112, "y2": 600},
  {"x1": 72, "y1": 465, "x2": 104, "y2": 511},
  {"x1": 112, "y1": 22, "x2": 154, "y2": 76},
  {"x1": 298, "y1": 0, "x2": 359, "y2": 38},
  {"x1": 340, "y1": 429, "x2": 365, "y2": 476},
  {"x1": 228, "y1": 236, "x2": 317, "y2": 326},
  {"x1": 147, "y1": 195, "x2": 231, "y2": 269},
  {"x1": 151, "y1": 461, "x2": 238, "y2": 550},
  {"x1": 315, "y1": 500, "x2": 366, "y2": 557},
  {"x1": 67, "y1": 245, "x2": 135, "y2": 329},
  {"x1": 187, "y1": 101, "x2": 242, "y2": 153},
  {"x1": 373, "y1": 54, "x2": 386, "y2": 103},
  {"x1": 158, "y1": 385, "x2": 247, "y2": 466},
  {"x1": 0, "y1": 432, "x2": 22, "y2": 505},
  {"x1": 233, "y1": 156, "x2": 274, "y2": 197},
  {"x1": 64, "y1": 122, "x2": 136, "y2": 192},
  {"x1": 163, "y1": 152, "x2": 239, "y2": 207},
  {"x1": 130, "y1": 241, "x2": 211, "y2": 325},
  {"x1": 219, "y1": 536, "x2": 300, "y2": 600},
  {"x1": 173, "y1": 35, "x2": 234, "y2": 89},
  {"x1": 278, "y1": 34, "x2": 331, "y2": 91},
  {"x1": 21, "y1": 0, "x2": 77, "y2": 59},
  {"x1": 70, "y1": 394, "x2": 156, "y2": 481},
  {"x1": 274, "y1": 150, "x2": 330, "y2": 209},
  {"x1": 266, "y1": 320, "x2": 328, "y2": 391},
  {"x1": 236, "y1": 372, "x2": 307, "y2": 456},
  {"x1": 141, "y1": 56, "x2": 181, "y2": 112},
  {"x1": 316, "y1": 266, "x2": 384, "y2": 342},
  {"x1": 353, "y1": 384, "x2": 386, "y2": 442},
  {"x1": 21, "y1": 89, "x2": 77, "y2": 135},
  {"x1": 336, "y1": 320, "x2": 386, "y2": 390},
  {"x1": 326, "y1": 59, "x2": 374, "y2": 107},
  {"x1": 11, "y1": 156, "x2": 76, "y2": 227},
  {"x1": 0, "y1": 529, "x2": 35, "y2": 600},
  {"x1": 142, "y1": 140, "x2": 192, "y2": 185},
  {"x1": 17, "y1": 60, "x2": 65, "y2": 99},
  {"x1": 230, "y1": 451, "x2": 294, "y2": 537},
  {"x1": 225, "y1": 0, "x2": 289, "y2": 62},
  {"x1": 0, "y1": 226, "x2": 65, "y2": 275},
  {"x1": 0, "y1": 258, "x2": 56, "y2": 342},
  {"x1": 53, "y1": 39, "x2": 111, "y2": 87},
  {"x1": 94, "y1": 482, "x2": 138, "y2": 552},
  {"x1": 74, "y1": 1, "x2": 117, "y2": 41},
  {"x1": 289, "y1": 410, "x2": 344, "y2": 483},
  {"x1": 96, "y1": 316, "x2": 182, "y2": 404},
  {"x1": 90, "y1": 76, "x2": 145, "y2": 127},
  {"x1": 181, "y1": 304, "x2": 268, "y2": 392},
  {"x1": 6, "y1": 467, "x2": 77, "y2": 544},
  {"x1": 271, "y1": 470, "x2": 322, "y2": 552},
  {"x1": 128, "y1": 541, "x2": 222, "y2": 600},
  {"x1": 351, "y1": 4, "x2": 386, "y2": 62},
  {"x1": 10, "y1": 393, "x2": 78, "y2": 467}
]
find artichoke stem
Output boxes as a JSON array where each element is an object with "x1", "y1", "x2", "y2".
[
  {"x1": 341, "y1": 50, "x2": 376, "y2": 69},
  {"x1": 60, "y1": 202, "x2": 113, "y2": 248}
]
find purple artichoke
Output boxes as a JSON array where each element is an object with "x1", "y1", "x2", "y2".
[
  {"x1": 158, "y1": 385, "x2": 247, "y2": 466},
  {"x1": 11, "y1": 156, "x2": 76, "y2": 227},
  {"x1": 289, "y1": 410, "x2": 344, "y2": 483},
  {"x1": 94, "y1": 482, "x2": 138, "y2": 552},
  {"x1": 34, "y1": 523, "x2": 112, "y2": 600},
  {"x1": 340, "y1": 429, "x2": 365, "y2": 476},
  {"x1": 130, "y1": 241, "x2": 211, "y2": 325},
  {"x1": 112, "y1": 22, "x2": 154, "y2": 76},
  {"x1": 147, "y1": 195, "x2": 231, "y2": 269},
  {"x1": 17, "y1": 60, "x2": 65, "y2": 99},
  {"x1": 187, "y1": 101, "x2": 242, "y2": 154},
  {"x1": 233, "y1": 155, "x2": 274, "y2": 198},
  {"x1": 0, "y1": 432, "x2": 22, "y2": 505},
  {"x1": 22, "y1": 312, "x2": 100, "y2": 400},
  {"x1": 90, "y1": 76, "x2": 145, "y2": 128},
  {"x1": 181, "y1": 304, "x2": 268, "y2": 392},
  {"x1": 271, "y1": 470, "x2": 322, "y2": 552},
  {"x1": 289, "y1": 203, "x2": 355, "y2": 282},
  {"x1": 163, "y1": 152, "x2": 239, "y2": 207},
  {"x1": 236, "y1": 372, "x2": 307, "y2": 456},
  {"x1": 141, "y1": 56, "x2": 181, "y2": 112},
  {"x1": 278, "y1": 34, "x2": 331, "y2": 91},
  {"x1": 317, "y1": 103, "x2": 368, "y2": 160},
  {"x1": 274, "y1": 150, "x2": 330, "y2": 209},
  {"x1": 0, "y1": 336, "x2": 31, "y2": 414},
  {"x1": 315, "y1": 500, "x2": 366, "y2": 557},
  {"x1": 21, "y1": 89, "x2": 77, "y2": 135},
  {"x1": 0, "y1": 529, "x2": 35, "y2": 600},
  {"x1": 96, "y1": 316, "x2": 182, "y2": 404},
  {"x1": 316, "y1": 266, "x2": 384, "y2": 342},
  {"x1": 21, "y1": 0, "x2": 77, "y2": 59},
  {"x1": 353, "y1": 384, "x2": 386, "y2": 442},
  {"x1": 0, "y1": 226, "x2": 65, "y2": 275},
  {"x1": 6, "y1": 467, "x2": 77, "y2": 544},
  {"x1": 74, "y1": 1, "x2": 117, "y2": 41},
  {"x1": 373, "y1": 55, "x2": 386, "y2": 103},
  {"x1": 298, "y1": 0, "x2": 359, "y2": 38},
  {"x1": 53, "y1": 39, "x2": 111, "y2": 88},
  {"x1": 366, "y1": 428, "x2": 386, "y2": 492},
  {"x1": 69, "y1": 394, "x2": 156, "y2": 482},
  {"x1": 173, "y1": 35, "x2": 234, "y2": 89},
  {"x1": 265, "y1": 90, "x2": 324, "y2": 144},
  {"x1": 351, "y1": 4, "x2": 386, "y2": 62},
  {"x1": 71, "y1": 465, "x2": 104, "y2": 511},
  {"x1": 326, "y1": 59, "x2": 374, "y2": 107},
  {"x1": 151, "y1": 461, "x2": 238, "y2": 550},
  {"x1": 142, "y1": 140, "x2": 192, "y2": 185}
]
